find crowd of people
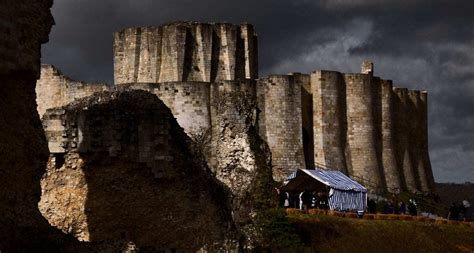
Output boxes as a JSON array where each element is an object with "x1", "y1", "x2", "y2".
[
  {"x1": 448, "y1": 200, "x2": 473, "y2": 221},
  {"x1": 366, "y1": 199, "x2": 418, "y2": 216},
  {"x1": 276, "y1": 187, "x2": 473, "y2": 222},
  {"x1": 277, "y1": 189, "x2": 329, "y2": 211}
]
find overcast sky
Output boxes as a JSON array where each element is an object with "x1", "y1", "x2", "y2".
[{"x1": 42, "y1": 0, "x2": 474, "y2": 183}]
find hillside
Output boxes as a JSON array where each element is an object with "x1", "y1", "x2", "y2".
[{"x1": 288, "y1": 213, "x2": 474, "y2": 253}]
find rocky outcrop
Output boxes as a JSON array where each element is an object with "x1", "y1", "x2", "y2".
[
  {"x1": 39, "y1": 90, "x2": 237, "y2": 251},
  {"x1": 209, "y1": 82, "x2": 274, "y2": 249},
  {"x1": 0, "y1": 0, "x2": 80, "y2": 250}
]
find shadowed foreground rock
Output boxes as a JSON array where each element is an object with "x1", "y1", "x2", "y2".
[
  {"x1": 39, "y1": 90, "x2": 238, "y2": 251},
  {"x1": 0, "y1": 0, "x2": 83, "y2": 251}
]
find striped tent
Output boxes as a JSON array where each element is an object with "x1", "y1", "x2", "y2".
[{"x1": 283, "y1": 169, "x2": 367, "y2": 212}]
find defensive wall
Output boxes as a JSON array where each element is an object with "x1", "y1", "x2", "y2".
[
  {"x1": 36, "y1": 65, "x2": 110, "y2": 117},
  {"x1": 36, "y1": 22, "x2": 434, "y2": 193}
]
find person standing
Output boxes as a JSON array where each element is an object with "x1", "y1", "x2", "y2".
[
  {"x1": 462, "y1": 200, "x2": 472, "y2": 222},
  {"x1": 448, "y1": 202, "x2": 459, "y2": 220},
  {"x1": 302, "y1": 190, "x2": 311, "y2": 210},
  {"x1": 367, "y1": 199, "x2": 377, "y2": 214},
  {"x1": 399, "y1": 201, "x2": 406, "y2": 215},
  {"x1": 299, "y1": 190, "x2": 305, "y2": 210},
  {"x1": 283, "y1": 192, "x2": 290, "y2": 208},
  {"x1": 408, "y1": 199, "x2": 417, "y2": 216}
]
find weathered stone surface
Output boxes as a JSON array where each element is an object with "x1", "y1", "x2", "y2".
[
  {"x1": 36, "y1": 65, "x2": 110, "y2": 117},
  {"x1": 113, "y1": 22, "x2": 258, "y2": 84},
  {"x1": 257, "y1": 75, "x2": 306, "y2": 180},
  {"x1": 311, "y1": 70, "x2": 346, "y2": 173},
  {"x1": 38, "y1": 20, "x2": 436, "y2": 194},
  {"x1": 378, "y1": 79, "x2": 402, "y2": 192},
  {"x1": 39, "y1": 90, "x2": 237, "y2": 251},
  {"x1": 393, "y1": 87, "x2": 418, "y2": 192},
  {"x1": 0, "y1": 0, "x2": 81, "y2": 250},
  {"x1": 0, "y1": 0, "x2": 54, "y2": 75},
  {"x1": 118, "y1": 81, "x2": 211, "y2": 136},
  {"x1": 345, "y1": 73, "x2": 384, "y2": 192},
  {"x1": 209, "y1": 82, "x2": 274, "y2": 248}
]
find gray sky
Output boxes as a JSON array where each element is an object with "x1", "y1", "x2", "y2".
[{"x1": 42, "y1": 0, "x2": 474, "y2": 183}]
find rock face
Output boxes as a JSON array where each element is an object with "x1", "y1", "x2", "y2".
[
  {"x1": 209, "y1": 82, "x2": 274, "y2": 249},
  {"x1": 39, "y1": 90, "x2": 237, "y2": 251},
  {"x1": 0, "y1": 0, "x2": 78, "y2": 250}
]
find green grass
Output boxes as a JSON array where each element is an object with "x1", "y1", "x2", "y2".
[{"x1": 287, "y1": 213, "x2": 474, "y2": 253}]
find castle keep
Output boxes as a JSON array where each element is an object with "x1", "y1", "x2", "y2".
[{"x1": 36, "y1": 22, "x2": 434, "y2": 193}]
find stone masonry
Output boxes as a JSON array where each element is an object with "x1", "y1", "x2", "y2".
[
  {"x1": 36, "y1": 65, "x2": 110, "y2": 117},
  {"x1": 39, "y1": 90, "x2": 238, "y2": 250},
  {"x1": 36, "y1": 22, "x2": 434, "y2": 193}
]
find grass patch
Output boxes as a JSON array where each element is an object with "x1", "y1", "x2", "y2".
[{"x1": 288, "y1": 213, "x2": 474, "y2": 253}]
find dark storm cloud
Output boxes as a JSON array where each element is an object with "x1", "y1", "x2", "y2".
[{"x1": 42, "y1": 0, "x2": 474, "y2": 183}]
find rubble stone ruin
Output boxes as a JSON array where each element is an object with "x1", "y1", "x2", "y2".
[
  {"x1": 37, "y1": 21, "x2": 435, "y2": 195},
  {"x1": 39, "y1": 90, "x2": 239, "y2": 250}
]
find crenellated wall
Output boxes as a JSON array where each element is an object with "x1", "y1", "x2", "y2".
[{"x1": 114, "y1": 22, "x2": 258, "y2": 85}]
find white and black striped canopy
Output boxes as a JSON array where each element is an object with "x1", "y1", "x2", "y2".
[
  {"x1": 285, "y1": 169, "x2": 367, "y2": 192},
  {"x1": 284, "y1": 169, "x2": 368, "y2": 211}
]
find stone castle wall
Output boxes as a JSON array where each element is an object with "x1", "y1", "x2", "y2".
[
  {"x1": 119, "y1": 82, "x2": 212, "y2": 134},
  {"x1": 36, "y1": 22, "x2": 435, "y2": 193},
  {"x1": 378, "y1": 79, "x2": 401, "y2": 191},
  {"x1": 36, "y1": 65, "x2": 110, "y2": 117},
  {"x1": 253, "y1": 62, "x2": 433, "y2": 193},
  {"x1": 39, "y1": 90, "x2": 237, "y2": 249},
  {"x1": 113, "y1": 22, "x2": 258, "y2": 84},
  {"x1": 311, "y1": 71, "x2": 347, "y2": 172},
  {"x1": 257, "y1": 75, "x2": 306, "y2": 180},
  {"x1": 344, "y1": 73, "x2": 384, "y2": 190}
]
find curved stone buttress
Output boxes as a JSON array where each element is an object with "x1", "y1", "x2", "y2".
[
  {"x1": 379, "y1": 79, "x2": 402, "y2": 192},
  {"x1": 419, "y1": 91, "x2": 435, "y2": 192},
  {"x1": 113, "y1": 22, "x2": 258, "y2": 84},
  {"x1": 393, "y1": 88, "x2": 418, "y2": 192},
  {"x1": 257, "y1": 75, "x2": 306, "y2": 180},
  {"x1": 344, "y1": 73, "x2": 384, "y2": 191},
  {"x1": 311, "y1": 70, "x2": 347, "y2": 173}
]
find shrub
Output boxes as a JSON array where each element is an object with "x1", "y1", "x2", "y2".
[{"x1": 254, "y1": 208, "x2": 303, "y2": 251}]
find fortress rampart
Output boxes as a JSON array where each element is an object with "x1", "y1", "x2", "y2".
[{"x1": 37, "y1": 22, "x2": 434, "y2": 193}]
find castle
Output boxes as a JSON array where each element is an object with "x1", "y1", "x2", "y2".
[{"x1": 36, "y1": 22, "x2": 434, "y2": 193}]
